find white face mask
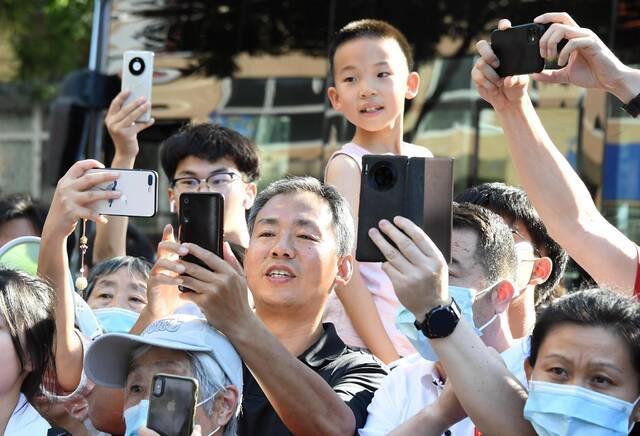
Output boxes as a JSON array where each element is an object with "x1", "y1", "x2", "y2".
[
  {"x1": 449, "y1": 283, "x2": 498, "y2": 336},
  {"x1": 124, "y1": 390, "x2": 221, "y2": 436},
  {"x1": 524, "y1": 380, "x2": 639, "y2": 436}
]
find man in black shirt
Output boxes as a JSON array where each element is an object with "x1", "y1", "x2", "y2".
[{"x1": 173, "y1": 177, "x2": 387, "y2": 435}]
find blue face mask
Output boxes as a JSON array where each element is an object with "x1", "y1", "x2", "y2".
[
  {"x1": 124, "y1": 391, "x2": 221, "y2": 436},
  {"x1": 448, "y1": 284, "x2": 498, "y2": 336},
  {"x1": 94, "y1": 307, "x2": 139, "y2": 334},
  {"x1": 398, "y1": 284, "x2": 498, "y2": 361},
  {"x1": 524, "y1": 380, "x2": 638, "y2": 436}
]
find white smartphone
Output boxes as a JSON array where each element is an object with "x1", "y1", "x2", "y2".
[
  {"x1": 87, "y1": 168, "x2": 158, "y2": 217},
  {"x1": 121, "y1": 50, "x2": 154, "y2": 123}
]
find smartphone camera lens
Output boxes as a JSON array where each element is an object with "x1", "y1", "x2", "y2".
[
  {"x1": 183, "y1": 216, "x2": 190, "y2": 223},
  {"x1": 129, "y1": 57, "x2": 145, "y2": 76},
  {"x1": 147, "y1": 174, "x2": 153, "y2": 186},
  {"x1": 183, "y1": 197, "x2": 190, "y2": 205},
  {"x1": 527, "y1": 28, "x2": 537, "y2": 44},
  {"x1": 369, "y1": 161, "x2": 396, "y2": 191},
  {"x1": 153, "y1": 378, "x2": 164, "y2": 397}
]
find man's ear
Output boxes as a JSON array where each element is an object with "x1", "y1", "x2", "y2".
[
  {"x1": 168, "y1": 187, "x2": 176, "y2": 213},
  {"x1": 243, "y1": 182, "x2": 257, "y2": 210},
  {"x1": 492, "y1": 279, "x2": 515, "y2": 313},
  {"x1": 327, "y1": 86, "x2": 341, "y2": 111},
  {"x1": 529, "y1": 257, "x2": 552, "y2": 286},
  {"x1": 335, "y1": 254, "x2": 353, "y2": 288},
  {"x1": 405, "y1": 71, "x2": 420, "y2": 100},
  {"x1": 215, "y1": 385, "x2": 239, "y2": 429}
]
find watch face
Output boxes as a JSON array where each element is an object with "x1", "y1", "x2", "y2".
[{"x1": 430, "y1": 308, "x2": 457, "y2": 337}]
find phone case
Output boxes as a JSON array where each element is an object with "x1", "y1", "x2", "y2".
[
  {"x1": 491, "y1": 23, "x2": 546, "y2": 77},
  {"x1": 87, "y1": 169, "x2": 158, "y2": 217},
  {"x1": 356, "y1": 155, "x2": 453, "y2": 263},
  {"x1": 148, "y1": 374, "x2": 198, "y2": 436},
  {"x1": 179, "y1": 192, "x2": 224, "y2": 273},
  {"x1": 121, "y1": 50, "x2": 154, "y2": 122}
]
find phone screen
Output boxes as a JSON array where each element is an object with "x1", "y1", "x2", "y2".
[{"x1": 178, "y1": 193, "x2": 224, "y2": 291}]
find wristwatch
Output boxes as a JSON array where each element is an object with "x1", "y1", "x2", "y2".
[
  {"x1": 622, "y1": 93, "x2": 640, "y2": 118},
  {"x1": 414, "y1": 299, "x2": 461, "y2": 339}
]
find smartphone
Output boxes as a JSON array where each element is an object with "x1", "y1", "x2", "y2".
[
  {"x1": 87, "y1": 168, "x2": 158, "y2": 217},
  {"x1": 356, "y1": 155, "x2": 453, "y2": 263},
  {"x1": 178, "y1": 193, "x2": 224, "y2": 290},
  {"x1": 491, "y1": 23, "x2": 568, "y2": 77},
  {"x1": 121, "y1": 50, "x2": 154, "y2": 122},
  {"x1": 148, "y1": 373, "x2": 198, "y2": 436}
]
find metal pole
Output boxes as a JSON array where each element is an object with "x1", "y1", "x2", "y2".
[{"x1": 85, "y1": 0, "x2": 113, "y2": 161}]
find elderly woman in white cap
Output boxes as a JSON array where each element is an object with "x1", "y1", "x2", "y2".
[{"x1": 85, "y1": 314, "x2": 242, "y2": 436}]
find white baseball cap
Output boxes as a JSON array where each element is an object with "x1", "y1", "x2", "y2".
[{"x1": 85, "y1": 314, "x2": 243, "y2": 392}]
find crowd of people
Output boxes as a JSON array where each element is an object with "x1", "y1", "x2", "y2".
[{"x1": 1, "y1": 11, "x2": 640, "y2": 436}]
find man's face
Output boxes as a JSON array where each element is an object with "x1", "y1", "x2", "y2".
[
  {"x1": 168, "y1": 156, "x2": 256, "y2": 241},
  {"x1": 244, "y1": 191, "x2": 350, "y2": 317},
  {"x1": 448, "y1": 227, "x2": 496, "y2": 332},
  {"x1": 328, "y1": 37, "x2": 417, "y2": 134},
  {"x1": 0, "y1": 218, "x2": 38, "y2": 248}
]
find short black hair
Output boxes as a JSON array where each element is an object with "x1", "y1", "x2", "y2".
[
  {"x1": 453, "y1": 202, "x2": 518, "y2": 285},
  {"x1": 456, "y1": 183, "x2": 568, "y2": 305},
  {"x1": 0, "y1": 193, "x2": 48, "y2": 236},
  {"x1": 328, "y1": 19, "x2": 414, "y2": 76},
  {"x1": 160, "y1": 123, "x2": 260, "y2": 183},
  {"x1": 0, "y1": 268, "x2": 55, "y2": 403},
  {"x1": 529, "y1": 288, "x2": 640, "y2": 388}
]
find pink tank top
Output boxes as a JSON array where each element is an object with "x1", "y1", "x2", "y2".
[{"x1": 322, "y1": 142, "x2": 433, "y2": 357}]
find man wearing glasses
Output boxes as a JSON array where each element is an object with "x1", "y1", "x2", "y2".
[
  {"x1": 161, "y1": 123, "x2": 260, "y2": 248},
  {"x1": 95, "y1": 92, "x2": 261, "y2": 265}
]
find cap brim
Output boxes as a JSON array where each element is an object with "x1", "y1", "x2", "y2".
[{"x1": 85, "y1": 332, "x2": 211, "y2": 388}]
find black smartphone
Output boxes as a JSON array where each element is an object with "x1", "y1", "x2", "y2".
[
  {"x1": 178, "y1": 193, "x2": 224, "y2": 291},
  {"x1": 356, "y1": 155, "x2": 453, "y2": 263},
  {"x1": 491, "y1": 23, "x2": 568, "y2": 77},
  {"x1": 148, "y1": 373, "x2": 198, "y2": 436}
]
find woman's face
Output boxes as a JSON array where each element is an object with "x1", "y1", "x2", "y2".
[
  {"x1": 0, "y1": 314, "x2": 25, "y2": 396},
  {"x1": 87, "y1": 267, "x2": 148, "y2": 313},
  {"x1": 527, "y1": 324, "x2": 640, "y2": 419}
]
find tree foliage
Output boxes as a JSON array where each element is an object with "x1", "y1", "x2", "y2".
[{"x1": 0, "y1": 0, "x2": 93, "y2": 100}]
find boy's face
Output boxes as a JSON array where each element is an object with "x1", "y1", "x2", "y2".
[{"x1": 328, "y1": 37, "x2": 419, "y2": 134}]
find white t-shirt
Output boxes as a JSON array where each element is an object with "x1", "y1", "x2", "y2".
[
  {"x1": 5, "y1": 393, "x2": 50, "y2": 435},
  {"x1": 359, "y1": 354, "x2": 474, "y2": 436},
  {"x1": 360, "y1": 340, "x2": 531, "y2": 435}
]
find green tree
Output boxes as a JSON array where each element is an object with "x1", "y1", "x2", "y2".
[{"x1": 0, "y1": 0, "x2": 93, "y2": 101}]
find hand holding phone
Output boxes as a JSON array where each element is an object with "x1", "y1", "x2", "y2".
[
  {"x1": 87, "y1": 168, "x2": 158, "y2": 217},
  {"x1": 121, "y1": 50, "x2": 154, "y2": 123},
  {"x1": 178, "y1": 193, "x2": 224, "y2": 291},
  {"x1": 491, "y1": 23, "x2": 568, "y2": 77},
  {"x1": 148, "y1": 373, "x2": 198, "y2": 436}
]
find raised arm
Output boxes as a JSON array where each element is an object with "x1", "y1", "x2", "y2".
[
  {"x1": 38, "y1": 160, "x2": 121, "y2": 391},
  {"x1": 472, "y1": 18, "x2": 639, "y2": 293},
  {"x1": 370, "y1": 217, "x2": 534, "y2": 436},
  {"x1": 179, "y1": 243, "x2": 359, "y2": 435},
  {"x1": 325, "y1": 155, "x2": 401, "y2": 363},
  {"x1": 93, "y1": 90, "x2": 153, "y2": 263}
]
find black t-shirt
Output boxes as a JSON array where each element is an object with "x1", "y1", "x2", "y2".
[{"x1": 238, "y1": 323, "x2": 388, "y2": 436}]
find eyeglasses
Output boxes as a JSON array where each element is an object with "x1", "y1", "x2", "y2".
[
  {"x1": 172, "y1": 171, "x2": 242, "y2": 191},
  {"x1": 511, "y1": 228, "x2": 542, "y2": 257}
]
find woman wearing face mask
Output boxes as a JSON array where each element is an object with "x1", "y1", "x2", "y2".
[
  {"x1": 84, "y1": 256, "x2": 152, "y2": 333},
  {"x1": 0, "y1": 268, "x2": 55, "y2": 435},
  {"x1": 523, "y1": 288, "x2": 640, "y2": 435}
]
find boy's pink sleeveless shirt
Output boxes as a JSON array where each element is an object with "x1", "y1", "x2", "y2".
[{"x1": 323, "y1": 142, "x2": 433, "y2": 357}]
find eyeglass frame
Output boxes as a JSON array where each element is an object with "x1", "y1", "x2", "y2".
[
  {"x1": 171, "y1": 171, "x2": 246, "y2": 190},
  {"x1": 510, "y1": 228, "x2": 543, "y2": 258}
]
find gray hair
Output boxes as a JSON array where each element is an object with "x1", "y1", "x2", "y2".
[
  {"x1": 128, "y1": 346, "x2": 239, "y2": 436},
  {"x1": 84, "y1": 256, "x2": 152, "y2": 300},
  {"x1": 248, "y1": 177, "x2": 354, "y2": 257}
]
